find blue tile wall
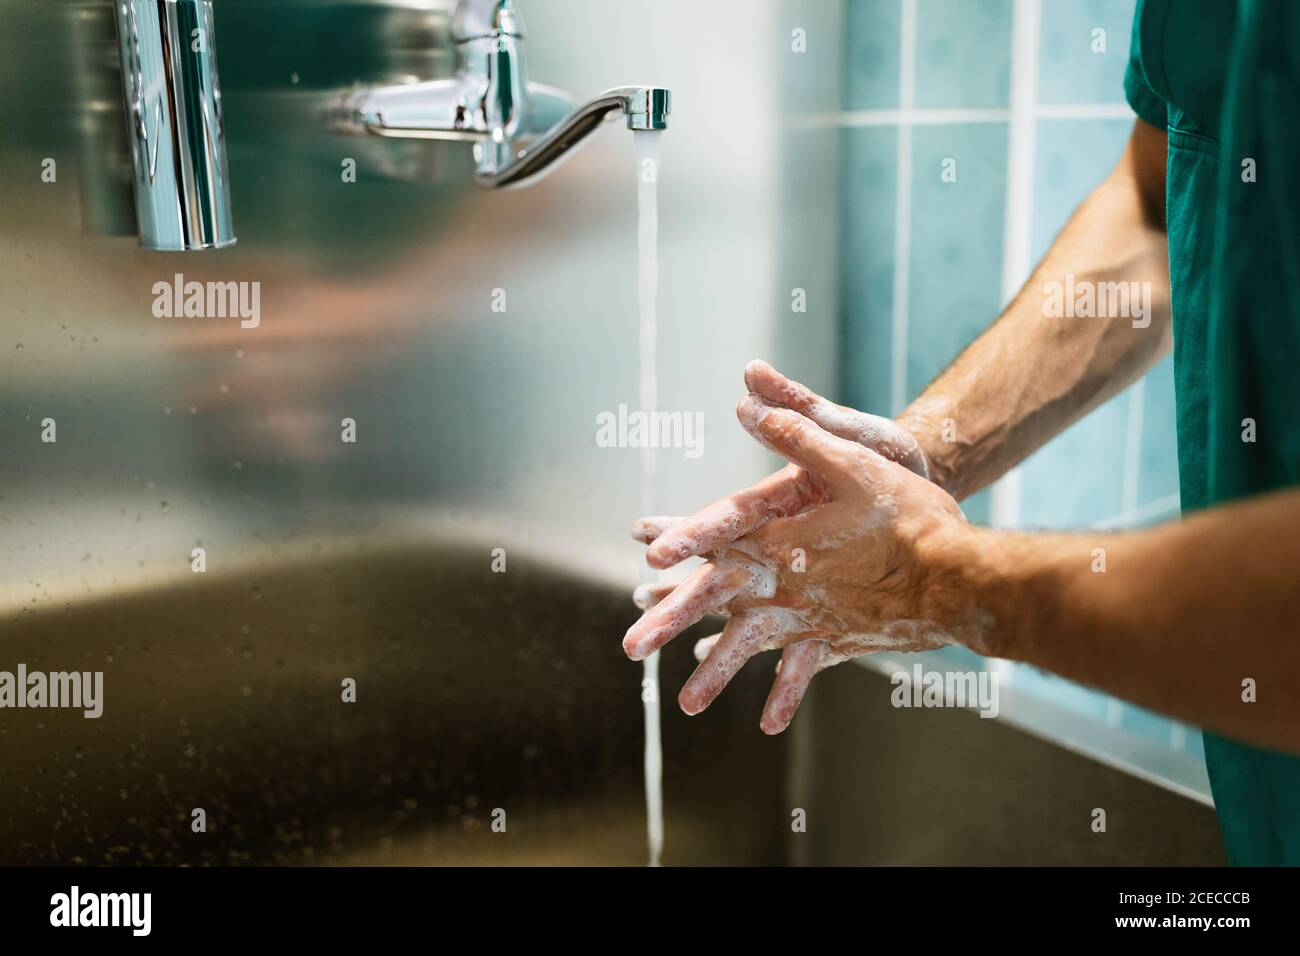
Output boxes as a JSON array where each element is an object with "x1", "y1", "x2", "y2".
[
  {"x1": 1018, "y1": 391, "x2": 1130, "y2": 528},
  {"x1": 1138, "y1": 354, "x2": 1181, "y2": 515},
  {"x1": 906, "y1": 122, "x2": 1008, "y2": 392},
  {"x1": 1031, "y1": 118, "x2": 1133, "y2": 262},
  {"x1": 915, "y1": 0, "x2": 1013, "y2": 109},
  {"x1": 1038, "y1": 0, "x2": 1137, "y2": 105},
  {"x1": 844, "y1": 0, "x2": 902, "y2": 110},
  {"x1": 839, "y1": 0, "x2": 1203, "y2": 783},
  {"x1": 841, "y1": 126, "x2": 898, "y2": 418}
]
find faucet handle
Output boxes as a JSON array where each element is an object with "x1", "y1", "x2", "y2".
[{"x1": 452, "y1": 0, "x2": 525, "y2": 42}]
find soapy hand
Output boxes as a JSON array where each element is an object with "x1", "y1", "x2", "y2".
[
  {"x1": 634, "y1": 361, "x2": 932, "y2": 571},
  {"x1": 625, "y1": 367, "x2": 991, "y2": 734}
]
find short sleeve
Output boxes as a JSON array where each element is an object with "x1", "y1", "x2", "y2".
[{"x1": 1124, "y1": 0, "x2": 1167, "y2": 128}]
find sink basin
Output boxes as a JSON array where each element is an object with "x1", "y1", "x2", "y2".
[{"x1": 0, "y1": 543, "x2": 788, "y2": 866}]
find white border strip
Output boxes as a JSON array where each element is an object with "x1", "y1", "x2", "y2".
[
  {"x1": 1036, "y1": 102, "x2": 1135, "y2": 120},
  {"x1": 987, "y1": 0, "x2": 1042, "y2": 531},
  {"x1": 889, "y1": 0, "x2": 918, "y2": 415},
  {"x1": 1001, "y1": 0, "x2": 1041, "y2": 306},
  {"x1": 793, "y1": 102, "x2": 1134, "y2": 130},
  {"x1": 839, "y1": 107, "x2": 1010, "y2": 127}
]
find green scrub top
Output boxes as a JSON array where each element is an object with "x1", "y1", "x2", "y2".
[{"x1": 1125, "y1": 0, "x2": 1300, "y2": 865}]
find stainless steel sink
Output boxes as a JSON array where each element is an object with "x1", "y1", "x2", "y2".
[{"x1": 0, "y1": 543, "x2": 788, "y2": 866}]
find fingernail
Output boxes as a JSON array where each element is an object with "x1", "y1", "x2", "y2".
[
  {"x1": 621, "y1": 624, "x2": 646, "y2": 660},
  {"x1": 678, "y1": 688, "x2": 705, "y2": 716},
  {"x1": 760, "y1": 714, "x2": 788, "y2": 735},
  {"x1": 735, "y1": 395, "x2": 764, "y2": 430},
  {"x1": 624, "y1": 628, "x2": 661, "y2": 662},
  {"x1": 646, "y1": 542, "x2": 684, "y2": 570}
]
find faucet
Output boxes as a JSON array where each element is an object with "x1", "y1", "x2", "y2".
[{"x1": 330, "y1": 0, "x2": 670, "y2": 189}]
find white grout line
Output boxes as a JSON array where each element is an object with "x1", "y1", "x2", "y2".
[
  {"x1": 998, "y1": 0, "x2": 1042, "y2": 367},
  {"x1": 834, "y1": 107, "x2": 1011, "y2": 127},
  {"x1": 1035, "y1": 102, "x2": 1135, "y2": 120},
  {"x1": 988, "y1": 0, "x2": 1041, "y2": 530},
  {"x1": 889, "y1": 0, "x2": 918, "y2": 415},
  {"x1": 792, "y1": 102, "x2": 1132, "y2": 130}
]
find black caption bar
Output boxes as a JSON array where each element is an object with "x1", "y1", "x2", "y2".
[{"x1": 0, "y1": 865, "x2": 1279, "y2": 942}]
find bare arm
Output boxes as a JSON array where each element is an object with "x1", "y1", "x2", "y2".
[
  {"x1": 628, "y1": 404, "x2": 1300, "y2": 752},
  {"x1": 977, "y1": 488, "x2": 1300, "y2": 753},
  {"x1": 898, "y1": 118, "x2": 1172, "y2": 499}
]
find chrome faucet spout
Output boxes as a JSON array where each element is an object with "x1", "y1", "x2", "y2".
[
  {"x1": 329, "y1": 1, "x2": 670, "y2": 189},
  {"x1": 477, "y1": 86, "x2": 671, "y2": 189}
]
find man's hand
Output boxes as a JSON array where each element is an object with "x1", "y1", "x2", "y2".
[
  {"x1": 623, "y1": 393, "x2": 992, "y2": 735},
  {"x1": 633, "y1": 361, "x2": 932, "y2": 571}
]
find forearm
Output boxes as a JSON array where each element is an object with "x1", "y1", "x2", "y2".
[
  {"x1": 897, "y1": 122, "x2": 1171, "y2": 500},
  {"x1": 967, "y1": 489, "x2": 1300, "y2": 754}
]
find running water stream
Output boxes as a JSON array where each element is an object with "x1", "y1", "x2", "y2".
[{"x1": 635, "y1": 129, "x2": 664, "y2": 867}]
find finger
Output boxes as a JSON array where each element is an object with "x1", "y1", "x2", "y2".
[
  {"x1": 678, "y1": 609, "x2": 786, "y2": 716},
  {"x1": 631, "y1": 581, "x2": 676, "y2": 610},
  {"x1": 645, "y1": 464, "x2": 819, "y2": 570},
  {"x1": 693, "y1": 633, "x2": 721, "y2": 662},
  {"x1": 622, "y1": 562, "x2": 752, "y2": 661},
  {"x1": 760, "y1": 640, "x2": 824, "y2": 735},
  {"x1": 744, "y1": 360, "x2": 830, "y2": 419},
  {"x1": 736, "y1": 396, "x2": 866, "y2": 493},
  {"x1": 724, "y1": 504, "x2": 830, "y2": 568},
  {"x1": 630, "y1": 516, "x2": 684, "y2": 545},
  {"x1": 745, "y1": 360, "x2": 928, "y2": 478}
]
